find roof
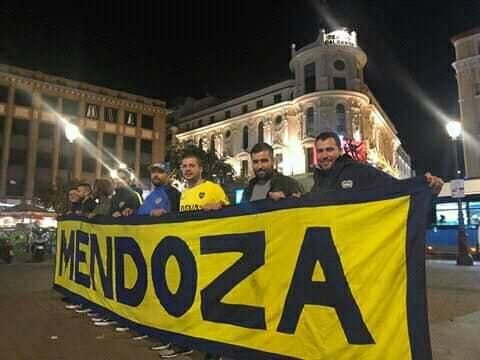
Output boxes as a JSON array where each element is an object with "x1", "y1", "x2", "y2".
[{"x1": 451, "y1": 27, "x2": 480, "y2": 43}]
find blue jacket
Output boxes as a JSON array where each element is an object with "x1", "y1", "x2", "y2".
[{"x1": 137, "y1": 185, "x2": 171, "y2": 215}]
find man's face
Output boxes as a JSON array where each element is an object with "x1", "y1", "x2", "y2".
[
  {"x1": 77, "y1": 185, "x2": 90, "y2": 199},
  {"x1": 315, "y1": 138, "x2": 342, "y2": 171},
  {"x1": 151, "y1": 168, "x2": 168, "y2": 186},
  {"x1": 115, "y1": 171, "x2": 130, "y2": 188},
  {"x1": 68, "y1": 190, "x2": 81, "y2": 203},
  {"x1": 251, "y1": 150, "x2": 274, "y2": 179},
  {"x1": 181, "y1": 157, "x2": 202, "y2": 182}
]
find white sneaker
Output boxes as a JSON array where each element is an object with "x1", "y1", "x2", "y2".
[
  {"x1": 91, "y1": 317, "x2": 106, "y2": 322},
  {"x1": 75, "y1": 308, "x2": 92, "y2": 314},
  {"x1": 158, "y1": 346, "x2": 193, "y2": 358},
  {"x1": 150, "y1": 343, "x2": 171, "y2": 351},
  {"x1": 65, "y1": 304, "x2": 82, "y2": 310},
  {"x1": 87, "y1": 312, "x2": 99, "y2": 317},
  {"x1": 115, "y1": 327, "x2": 130, "y2": 332},
  {"x1": 94, "y1": 320, "x2": 118, "y2": 327},
  {"x1": 132, "y1": 334, "x2": 148, "y2": 340}
]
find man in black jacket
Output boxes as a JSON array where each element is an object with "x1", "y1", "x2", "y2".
[
  {"x1": 242, "y1": 142, "x2": 304, "y2": 202},
  {"x1": 110, "y1": 168, "x2": 142, "y2": 217},
  {"x1": 310, "y1": 132, "x2": 444, "y2": 194}
]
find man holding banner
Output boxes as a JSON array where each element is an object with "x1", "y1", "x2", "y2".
[{"x1": 311, "y1": 132, "x2": 444, "y2": 194}]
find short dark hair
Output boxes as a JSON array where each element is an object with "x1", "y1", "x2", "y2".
[
  {"x1": 181, "y1": 147, "x2": 204, "y2": 167},
  {"x1": 315, "y1": 132, "x2": 342, "y2": 148},
  {"x1": 94, "y1": 178, "x2": 114, "y2": 197},
  {"x1": 250, "y1": 142, "x2": 274, "y2": 158},
  {"x1": 77, "y1": 183, "x2": 92, "y2": 192}
]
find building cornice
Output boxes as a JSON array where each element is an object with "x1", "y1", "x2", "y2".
[{"x1": 452, "y1": 55, "x2": 480, "y2": 72}]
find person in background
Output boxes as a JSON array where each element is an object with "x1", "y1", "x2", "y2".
[
  {"x1": 66, "y1": 188, "x2": 82, "y2": 215},
  {"x1": 110, "y1": 168, "x2": 142, "y2": 217},
  {"x1": 77, "y1": 183, "x2": 97, "y2": 216},
  {"x1": 88, "y1": 178, "x2": 114, "y2": 218}
]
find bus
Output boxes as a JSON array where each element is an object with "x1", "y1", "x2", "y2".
[{"x1": 426, "y1": 178, "x2": 480, "y2": 257}]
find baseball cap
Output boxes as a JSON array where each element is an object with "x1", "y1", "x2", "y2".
[{"x1": 148, "y1": 162, "x2": 170, "y2": 172}]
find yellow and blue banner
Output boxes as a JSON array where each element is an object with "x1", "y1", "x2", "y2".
[{"x1": 54, "y1": 178, "x2": 432, "y2": 359}]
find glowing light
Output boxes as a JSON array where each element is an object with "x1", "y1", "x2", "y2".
[
  {"x1": 110, "y1": 169, "x2": 118, "y2": 178},
  {"x1": 65, "y1": 123, "x2": 80, "y2": 143},
  {"x1": 446, "y1": 121, "x2": 462, "y2": 140},
  {"x1": 119, "y1": 163, "x2": 127, "y2": 169}
]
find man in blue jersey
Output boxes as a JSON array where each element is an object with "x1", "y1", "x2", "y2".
[{"x1": 137, "y1": 162, "x2": 180, "y2": 216}]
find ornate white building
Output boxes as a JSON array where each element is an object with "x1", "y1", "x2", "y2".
[
  {"x1": 452, "y1": 27, "x2": 480, "y2": 178},
  {"x1": 173, "y1": 29, "x2": 412, "y2": 184}
]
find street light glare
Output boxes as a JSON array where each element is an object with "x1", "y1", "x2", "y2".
[
  {"x1": 446, "y1": 121, "x2": 462, "y2": 140},
  {"x1": 65, "y1": 123, "x2": 80, "y2": 143}
]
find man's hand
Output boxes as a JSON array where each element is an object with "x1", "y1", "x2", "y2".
[
  {"x1": 202, "y1": 202, "x2": 224, "y2": 211},
  {"x1": 112, "y1": 211, "x2": 122, "y2": 218},
  {"x1": 122, "y1": 208, "x2": 134, "y2": 216},
  {"x1": 268, "y1": 191, "x2": 286, "y2": 200},
  {"x1": 150, "y1": 208, "x2": 168, "y2": 216},
  {"x1": 424, "y1": 172, "x2": 444, "y2": 195}
]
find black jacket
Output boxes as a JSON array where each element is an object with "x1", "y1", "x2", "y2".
[
  {"x1": 165, "y1": 184, "x2": 181, "y2": 212},
  {"x1": 310, "y1": 155, "x2": 397, "y2": 193},
  {"x1": 242, "y1": 171, "x2": 304, "y2": 202},
  {"x1": 110, "y1": 187, "x2": 142, "y2": 215}
]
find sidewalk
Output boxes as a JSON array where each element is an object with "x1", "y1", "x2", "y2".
[{"x1": 427, "y1": 260, "x2": 480, "y2": 359}]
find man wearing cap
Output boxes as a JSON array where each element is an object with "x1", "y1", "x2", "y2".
[{"x1": 137, "y1": 162, "x2": 180, "y2": 216}]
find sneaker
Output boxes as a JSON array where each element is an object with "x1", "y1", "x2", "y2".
[
  {"x1": 132, "y1": 334, "x2": 148, "y2": 340},
  {"x1": 65, "y1": 304, "x2": 82, "y2": 310},
  {"x1": 75, "y1": 308, "x2": 92, "y2": 314},
  {"x1": 115, "y1": 327, "x2": 130, "y2": 332},
  {"x1": 94, "y1": 320, "x2": 118, "y2": 327},
  {"x1": 150, "y1": 343, "x2": 171, "y2": 351},
  {"x1": 87, "y1": 312, "x2": 100, "y2": 317},
  {"x1": 158, "y1": 345, "x2": 193, "y2": 358},
  {"x1": 91, "y1": 317, "x2": 106, "y2": 322}
]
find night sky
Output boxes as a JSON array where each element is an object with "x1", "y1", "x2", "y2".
[{"x1": 1, "y1": 1, "x2": 479, "y2": 179}]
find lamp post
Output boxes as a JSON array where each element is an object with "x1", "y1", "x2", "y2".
[
  {"x1": 445, "y1": 121, "x2": 474, "y2": 266},
  {"x1": 64, "y1": 123, "x2": 80, "y2": 210}
]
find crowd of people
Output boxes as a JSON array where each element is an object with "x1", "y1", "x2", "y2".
[{"x1": 62, "y1": 131, "x2": 444, "y2": 359}]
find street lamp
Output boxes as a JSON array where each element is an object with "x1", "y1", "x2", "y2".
[
  {"x1": 64, "y1": 123, "x2": 80, "y2": 211},
  {"x1": 445, "y1": 121, "x2": 473, "y2": 266}
]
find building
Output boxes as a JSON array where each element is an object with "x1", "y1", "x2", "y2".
[
  {"x1": 173, "y1": 29, "x2": 412, "y2": 186},
  {"x1": 0, "y1": 64, "x2": 168, "y2": 203},
  {"x1": 451, "y1": 28, "x2": 480, "y2": 178}
]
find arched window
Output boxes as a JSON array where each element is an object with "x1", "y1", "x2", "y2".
[
  {"x1": 306, "y1": 107, "x2": 315, "y2": 137},
  {"x1": 336, "y1": 104, "x2": 346, "y2": 134},
  {"x1": 243, "y1": 126, "x2": 249, "y2": 150},
  {"x1": 258, "y1": 121, "x2": 264, "y2": 143},
  {"x1": 210, "y1": 135, "x2": 216, "y2": 153}
]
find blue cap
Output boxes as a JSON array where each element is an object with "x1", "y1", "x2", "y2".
[{"x1": 149, "y1": 162, "x2": 170, "y2": 172}]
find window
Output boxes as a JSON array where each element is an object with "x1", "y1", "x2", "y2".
[
  {"x1": 435, "y1": 202, "x2": 467, "y2": 225},
  {"x1": 273, "y1": 93, "x2": 282, "y2": 104},
  {"x1": 334, "y1": 59, "x2": 346, "y2": 71},
  {"x1": 241, "y1": 160, "x2": 249, "y2": 178},
  {"x1": 14, "y1": 89, "x2": 32, "y2": 107},
  {"x1": 333, "y1": 77, "x2": 347, "y2": 90},
  {"x1": 275, "y1": 116, "x2": 283, "y2": 125},
  {"x1": 42, "y1": 95, "x2": 58, "y2": 110},
  {"x1": 225, "y1": 130, "x2": 231, "y2": 138},
  {"x1": 104, "y1": 107, "x2": 118, "y2": 123},
  {"x1": 123, "y1": 136, "x2": 136, "y2": 152},
  {"x1": 306, "y1": 108, "x2": 315, "y2": 137},
  {"x1": 225, "y1": 110, "x2": 231, "y2": 119},
  {"x1": 242, "y1": 105, "x2": 248, "y2": 114},
  {"x1": 140, "y1": 139, "x2": 153, "y2": 179},
  {"x1": 38, "y1": 122, "x2": 54, "y2": 140},
  {"x1": 12, "y1": 118, "x2": 30, "y2": 136},
  {"x1": 258, "y1": 122, "x2": 264, "y2": 143},
  {"x1": 85, "y1": 104, "x2": 99, "y2": 119},
  {"x1": 210, "y1": 135, "x2": 216, "y2": 152},
  {"x1": 82, "y1": 156, "x2": 96, "y2": 173},
  {"x1": 36, "y1": 152, "x2": 51, "y2": 169},
  {"x1": 275, "y1": 153, "x2": 284, "y2": 174},
  {"x1": 304, "y1": 62, "x2": 316, "y2": 93},
  {"x1": 84, "y1": 130, "x2": 98, "y2": 146},
  {"x1": 141, "y1": 114, "x2": 154, "y2": 129},
  {"x1": 63, "y1": 99, "x2": 79, "y2": 116},
  {"x1": 209, "y1": 115, "x2": 215, "y2": 124},
  {"x1": 125, "y1": 111, "x2": 136, "y2": 126},
  {"x1": 243, "y1": 126, "x2": 249, "y2": 150},
  {"x1": 141, "y1": 139, "x2": 152, "y2": 154},
  {"x1": 0, "y1": 85, "x2": 9, "y2": 103},
  {"x1": 305, "y1": 147, "x2": 315, "y2": 173},
  {"x1": 470, "y1": 202, "x2": 480, "y2": 224},
  {"x1": 103, "y1": 133, "x2": 116, "y2": 150},
  {"x1": 256, "y1": 100, "x2": 263, "y2": 109},
  {"x1": 336, "y1": 104, "x2": 346, "y2": 134},
  {"x1": 9, "y1": 148, "x2": 27, "y2": 166}
]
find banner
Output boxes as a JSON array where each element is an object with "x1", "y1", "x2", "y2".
[{"x1": 54, "y1": 178, "x2": 432, "y2": 359}]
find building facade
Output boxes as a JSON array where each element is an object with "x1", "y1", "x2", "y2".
[
  {"x1": 452, "y1": 28, "x2": 480, "y2": 178},
  {"x1": 174, "y1": 29, "x2": 412, "y2": 184},
  {"x1": 0, "y1": 64, "x2": 168, "y2": 202}
]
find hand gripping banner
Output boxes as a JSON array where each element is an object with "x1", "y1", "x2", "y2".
[{"x1": 54, "y1": 178, "x2": 432, "y2": 359}]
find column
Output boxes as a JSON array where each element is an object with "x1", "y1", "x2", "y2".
[
  {"x1": 73, "y1": 101, "x2": 85, "y2": 180},
  {"x1": 116, "y1": 106, "x2": 124, "y2": 162},
  {"x1": 96, "y1": 103, "x2": 105, "y2": 178},
  {"x1": 152, "y1": 113, "x2": 166, "y2": 163},
  {"x1": 24, "y1": 89, "x2": 40, "y2": 199},
  {"x1": 0, "y1": 84, "x2": 15, "y2": 197},
  {"x1": 51, "y1": 97, "x2": 62, "y2": 189},
  {"x1": 134, "y1": 110, "x2": 142, "y2": 178}
]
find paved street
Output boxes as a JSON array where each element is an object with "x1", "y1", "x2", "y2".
[{"x1": 1, "y1": 255, "x2": 479, "y2": 359}]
